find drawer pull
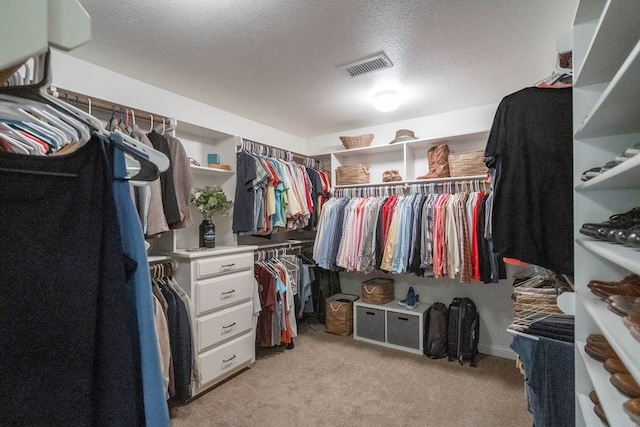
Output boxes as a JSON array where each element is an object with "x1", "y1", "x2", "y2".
[
  {"x1": 366, "y1": 311, "x2": 376, "y2": 316},
  {"x1": 221, "y1": 290, "x2": 236, "y2": 298},
  {"x1": 221, "y1": 263, "x2": 235, "y2": 270},
  {"x1": 398, "y1": 317, "x2": 409, "y2": 321},
  {"x1": 222, "y1": 355, "x2": 237, "y2": 364},
  {"x1": 221, "y1": 322, "x2": 236, "y2": 332}
]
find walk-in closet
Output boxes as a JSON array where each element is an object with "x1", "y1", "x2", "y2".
[{"x1": 3, "y1": 1, "x2": 638, "y2": 426}]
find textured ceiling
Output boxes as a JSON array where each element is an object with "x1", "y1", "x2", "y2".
[{"x1": 70, "y1": 0, "x2": 578, "y2": 138}]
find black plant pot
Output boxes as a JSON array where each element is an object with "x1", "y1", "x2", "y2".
[{"x1": 199, "y1": 218, "x2": 216, "y2": 248}]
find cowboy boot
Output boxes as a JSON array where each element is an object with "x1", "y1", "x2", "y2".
[{"x1": 418, "y1": 144, "x2": 451, "y2": 179}]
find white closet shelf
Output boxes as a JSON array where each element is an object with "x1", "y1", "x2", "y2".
[
  {"x1": 576, "y1": 153, "x2": 640, "y2": 191},
  {"x1": 334, "y1": 174, "x2": 488, "y2": 189},
  {"x1": 574, "y1": 1, "x2": 640, "y2": 87},
  {"x1": 189, "y1": 164, "x2": 234, "y2": 175},
  {"x1": 575, "y1": 38, "x2": 640, "y2": 140},
  {"x1": 577, "y1": 392, "x2": 607, "y2": 427},
  {"x1": 577, "y1": 236, "x2": 640, "y2": 276},
  {"x1": 578, "y1": 290, "x2": 640, "y2": 384},
  {"x1": 148, "y1": 255, "x2": 171, "y2": 263},
  {"x1": 577, "y1": 340, "x2": 637, "y2": 427}
]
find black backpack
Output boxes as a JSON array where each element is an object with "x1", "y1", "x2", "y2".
[
  {"x1": 447, "y1": 297, "x2": 480, "y2": 367},
  {"x1": 423, "y1": 302, "x2": 449, "y2": 359}
]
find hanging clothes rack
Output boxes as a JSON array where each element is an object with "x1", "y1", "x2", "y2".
[
  {"x1": 149, "y1": 259, "x2": 176, "y2": 280},
  {"x1": 237, "y1": 137, "x2": 323, "y2": 168},
  {"x1": 48, "y1": 87, "x2": 176, "y2": 130},
  {"x1": 334, "y1": 177, "x2": 488, "y2": 198}
]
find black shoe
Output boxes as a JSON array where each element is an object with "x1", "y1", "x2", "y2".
[
  {"x1": 616, "y1": 225, "x2": 640, "y2": 245},
  {"x1": 580, "y1": 207, "x2": 640, "y2": 240}
]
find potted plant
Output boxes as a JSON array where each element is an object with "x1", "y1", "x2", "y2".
[{"x1": 190, "y1": 185, "x2": 233, "y2": 248}]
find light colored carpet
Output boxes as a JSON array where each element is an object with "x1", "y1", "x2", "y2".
[{"x1": 171, "y1": 321, "x2": 532, "y2": 427}]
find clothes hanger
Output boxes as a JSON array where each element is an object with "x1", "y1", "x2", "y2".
[{"x1": 0, "y1": 51, "x2": 168, "y2": 181}]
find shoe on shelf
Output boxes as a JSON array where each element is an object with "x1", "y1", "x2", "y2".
[
  {"x1": 398, "y1": 287, "x2": 416, "y2": 307},
  {"x1": 589, "y1": 278, "x2": 640, "y2": 300},
  {"x1": 611, "y1": 373, "x2": 640, "y2": 398},
  {"x1": 606, "y1": 295, "x2": 640, "y2": 305},
  {"x1": 594, "y1": 403, "x2": 609, "y2": 426},
  {"x1": 584, "y1": 340, "x2": 618, "y2": 362},
  {"x1": 623, "y1": 398, "x2": 640, "y2": 424},
  {"x1": 614, "y1": 224, "x2": 640, "y2": 245},
  {"x1": 580, "y1": 207, "x2": 640, "y2": 240},
  {"x1": 604, "y1": 357, "x2": 630, "y2": 375},
  {"x1": 608, "y1": 300, "x2": 640, "y2": 317},
  {"x1": 623, "y1": 315, "x2": 640, "y2": 329},
  {"x1": 405, "y1": 290, "x2": 419, "y2": 310},
  {"x1": 627, "y1": 228, "x2": 640, "y2": 248},
  {"x1": 586, "y1": 334, "x2": 608, "y2": 346},
  {"x1": 588, "y1": 390, "x2": 599, "y2": 405}
]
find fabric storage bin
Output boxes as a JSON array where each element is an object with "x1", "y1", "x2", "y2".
[
  {"x1": 361, "y1": 278, "x2": 394, "y2": 305},
  {"x1": 325, "y1": 294, "x2": 359, "y2": 336},
  {"x1": 448, "y1": 150, "x2": 487, "y2": 177},
  {"x1": 336, "y1": 164, "x2": 370, "y2": 185}
]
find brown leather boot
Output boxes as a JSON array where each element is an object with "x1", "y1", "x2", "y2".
[{"x1": 417, "y1": 144, "x2": 450, "y2": 179}]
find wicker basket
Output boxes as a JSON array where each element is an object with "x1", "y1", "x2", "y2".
[
  {"x1": 325, "y1": 294, "x2": 359, "y2": 336},
  {"x1": 339, "y1": 134, "x2": 374, "y2": 150},
  {"x1": 448, "y1": 150, "x2": 487, "y2": 177},
  {"x1": 361, "y1": 278, "x2": 394, "y2": 305},
  {"x1": 336, "y1": 164, "x2": 370, "y2": 185}
]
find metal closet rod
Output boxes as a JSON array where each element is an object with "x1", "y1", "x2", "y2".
[
  {"x1": 239, "y1": 138, "x2": 321, "y2": 167},
  {"x1": 48, "y1": 87, "x2": 174, "y2": 127}
]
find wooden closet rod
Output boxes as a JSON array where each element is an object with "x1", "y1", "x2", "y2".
[{"x1": 49, "y1": 87, "x2": 174, "y2": 127}]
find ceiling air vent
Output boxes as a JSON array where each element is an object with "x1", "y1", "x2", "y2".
[{"x1": 339, "y1": 52, "x2": 393, "y2": 77}]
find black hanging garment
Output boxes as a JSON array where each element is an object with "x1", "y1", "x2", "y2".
[
  {"x1": 484, "y1": 87, "x2": 573, "y2": 275},
  {"x1": 0, "y1": 139, "x2": 144, "y2": 425},
  {"x1": 447, "y1": 297, "x2": 480, "y2": 367}
]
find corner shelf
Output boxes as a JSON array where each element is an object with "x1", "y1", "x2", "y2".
[{"x1": 576, "y1": 153, "x2": 640, "y2": 191}]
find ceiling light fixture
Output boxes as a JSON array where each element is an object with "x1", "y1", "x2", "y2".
[{"x1": 373, "y1": 90, "x2": 400, "y2": 112}]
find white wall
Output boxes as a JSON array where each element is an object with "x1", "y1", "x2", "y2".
[
  {"x1": 305, "y1": 103, "x2": 499, "y2": 155},
  {"x1": 50, "y1": 50, "x2": 306, "y2": 152}
]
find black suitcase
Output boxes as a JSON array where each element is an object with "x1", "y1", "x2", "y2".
[{"x1": 447, "y1": 297, "x2": 480, "y2": 367}]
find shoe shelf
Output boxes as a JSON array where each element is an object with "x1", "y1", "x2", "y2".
[
  {"x1": 578, "y1": 290, "x2": 640, "y2": 385},
  {"x1": 190, "y1": 164, "x2": 234, "y2": 176},
  {"x1": 574, "y1": 38, "x2": 640, "y2": 140},
  {"x1": 329, "y1": 131, "x2": 489, "y2": 187},
  {"x1": 577, "y1": 236, "x2": 640, "y2": 277},
  {"x1": 573, "y1": 1, "x2": 640, "y2": 88},
  {"x1": 577, "y1": 341, "x2": 636, "y2": 427},
  {"x1": 576, "y1": 144, "x2": 640, "y2": 192},
  {"x1": 576, "y1": 392, "x2": 606, "y2": 427}
]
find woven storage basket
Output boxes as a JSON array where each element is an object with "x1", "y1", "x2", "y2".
[
  {"x1": 339, "y1": 133, "x2": 374, "y2": 150},
  {"x1": 336, "y1": 164, "x2": 370, "y2": 185},
  {"x1": 448, "y1": 150, "x2": 487, "y2": 177},
  {"x1": 361, "y1": 278, "x2": 394, "y2": 305},
  {"x1": 325, "y1": 294, "x2": 359, "y2": 336}
]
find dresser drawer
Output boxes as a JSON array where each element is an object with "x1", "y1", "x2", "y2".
[
  {"x1": 195, "y1": 252, "x2": 253, "y2": 280},
  {"x1": 198, "y1": 332, "x2": 254, "y2": 386},
  {"x1": 197, "y1": 301, "x2": 253, "y2": 352},
  {"x1": 196, "y1": 269, "x2": 253, "y2": 315}
]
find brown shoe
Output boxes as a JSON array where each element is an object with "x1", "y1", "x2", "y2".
[
  {"x1": 624, "y1": 315, "x2": 640, "y2": 329},
  {"x1": 594, "y1": 403, "x2": 609, "y2": 426},
  {"x1": 589, "y1": 274, "x2": 640, "y2": 288},
  {"x1": 608, "y1": 300, "x2": 640, "y2": 317},
  {"x1": 587, "y1": 334, "x2": 608, "y2": 346},
  {"x1": 604, "y1": 358, "x2": 630, "y2": 375},
  {"x1": 589, "y1": 390, "x2": 600, "y2": 405},
  {"x1": 607, "y1": 295, "x2": 640, "y2": 305},
  {"x1": 417, "y1": 144, "x2": 450, "y2": 180},
  {"x1": 591, "y1": 281, "x2": 640, "y2": 299},
  {"x1": 611, "y1": 373, "x2": 640, "y2": 398},
  {"x1": 585, "y1": 340, "x2": 618, "y2": 362},
  {"x1": 623, "y1": 398, "x2": 640, "y2": 424}
]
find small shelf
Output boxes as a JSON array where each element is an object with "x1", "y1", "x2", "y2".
[
  {"x1": 575, "y1": 39, "x2": 640, "y2": 140},
  {"x1": 574, "y1": 1, "x2": 640, "y2": 87},
  {"x1": 576, "y1": 154, "x2": 640, "y2": 191},
  {"x1": 577, "y1": 340, "x2": 636, "y2": 427},
  {"x1": 578, "y1": 290, "x2": 640, "y2": 384},
  {"x1": 577, "y1": 236, "x2": 640, "y2": 276},
  {"x1": 190, "y1": 164, "x2": 234, "y2": 175}
]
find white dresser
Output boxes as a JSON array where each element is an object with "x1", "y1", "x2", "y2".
[{"x1": 170, "y1": 245, "x2": 257, "y2": 396}]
